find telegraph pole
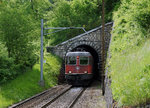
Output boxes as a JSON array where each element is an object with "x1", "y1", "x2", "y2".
[
  {"x1": 40, "y1": 19, "x2": 44, "y2": 86},
  {"x1": 101, "y1": 0, "x2": 105, "y2": 95}
]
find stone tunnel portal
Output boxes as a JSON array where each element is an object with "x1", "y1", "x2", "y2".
[{"x1": 71, "y1": 45, "x2": 100, "y2": 81}]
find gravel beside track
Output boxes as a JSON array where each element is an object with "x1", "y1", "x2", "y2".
[{"x1": 72, "y1": 81, "x2": 106, "y2": 108}]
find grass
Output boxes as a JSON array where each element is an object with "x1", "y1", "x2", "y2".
[
  {"x1": 0, "y1": 53, "x2": 62, "y2": 108},
  {"x1": 110, "y1": 39, "x2": 150, "y2": 106}
]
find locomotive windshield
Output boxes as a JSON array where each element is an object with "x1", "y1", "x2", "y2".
[
  {"x1": 68, "y1": 56, "x2": 76, "y2": 65},
  {"x1": 80, "y1": 57, "x2": 88, "y2": 65}
]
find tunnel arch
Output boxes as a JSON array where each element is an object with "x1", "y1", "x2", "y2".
[{"x1": 47, "y1": 22, "x2": 113, "y2": 86}]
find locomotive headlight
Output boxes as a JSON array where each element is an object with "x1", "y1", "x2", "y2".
[
  {"x1": 76, "y1": 66, "x2": 80, "y2": 70},
  {"x1": 69, "y1": 71, "x2": 72, "y2": 73},
  {"x1": 84, "y1": 71, "x2": 88, "y2": 73}
]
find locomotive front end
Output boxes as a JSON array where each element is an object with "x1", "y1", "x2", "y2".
[{"x1": 65, "y1": 52, "x2": 93, "y2": 86}]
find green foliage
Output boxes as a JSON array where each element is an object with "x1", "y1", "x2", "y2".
[
  {"x1": 0, "y1": 43, "x2": 16, "y2": 84},
  {"x1": 45, "y1": 0, "x2": 101, "y2": 45},
  {"x1": 44, "y1": 53, "x2": 62, "y2": 85},
  {"x1": 26, "y1": 0, "x2": 51, "y2": 19},
  {"x1": 44, "y1": 0, "x2": 121, "y2": 45},
  {"x1": 0, "y1": 4, "x2": 39, "y2": 66},
  {"x1": 0, "y1": 56, "x2": 16, "y2": 84},
  {"x1": 0, "y1": 0, "x2": 46, "y2": 83},
  {"x1": 0, "y1": 53, "x2": 62, "y2": 108},
  {"x1": 110, "y1": 41, "x2": 150, "y2": 106},
  {"x1": 105, "y1": 0, "x2": 121, "y2": 22},
  {"x1": 109, "y1": 0, "x2": 150, "y2": 106},
  {"x1": 111, "y1": 0, "x2": 150, "y2": 54}
]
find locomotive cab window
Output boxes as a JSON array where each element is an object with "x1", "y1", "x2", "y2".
[
  {"x1": 80, "y1": 57, "x2": 88, "y2": 65},
  {"x1": 68, "y1": 56, "x2": 76, "y2": 65}
]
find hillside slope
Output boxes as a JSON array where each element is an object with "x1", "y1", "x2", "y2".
[
  {"x1": 0, "y1": 53, "x2": 62, "y2": 108},
  {"x1": 109, "y1": 0, "x2": 150, "y2": 106}
]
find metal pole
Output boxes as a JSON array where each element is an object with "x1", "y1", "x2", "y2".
[
  {"x1": 102, "y1": 0, "x2": 105, "y2": 95},
  {"x1": 40, "y1": 19, "x2": 44, "y2": 86}
]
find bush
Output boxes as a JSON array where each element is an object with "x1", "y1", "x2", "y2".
[
  {"x1": 0, "y1": 57, "x2": 16, "y2": 83},
  {"x1": 0, "y1": 44, "x2": 25, "y2": 83},
  {"x1": 0, "y1": 43, "x2": 17, "y2": 83},
  {"x1": 43, "y1": 53, "x2": 62, "y2": 86}
]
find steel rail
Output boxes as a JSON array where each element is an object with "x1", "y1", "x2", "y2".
[
  {"x1": 67, "y1": 87, "x2": 86, "y2": 108},
  {"x1": 9, "y1": 87, "x2": 55, "y2": 108},
  {"x1": 9, "y1": 84, "x2": 71, "y2": 108},
  {"x1": 41, "y1": 85, "x2": 72, "y2": 108}
]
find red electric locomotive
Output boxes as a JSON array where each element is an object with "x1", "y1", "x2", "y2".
[{"x1": 65, "y1": 52, "x2": 93, "y2": 86}]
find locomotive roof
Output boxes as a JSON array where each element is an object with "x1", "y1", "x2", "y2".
[{"x1": 66, "y1": 52, "x2": 92, "y2": 56}]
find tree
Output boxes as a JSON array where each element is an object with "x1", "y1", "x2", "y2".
[
  {"x1": 0, "y1": 0, "x2": 52, "y2": 83},
  {"x1": 0, "y1": 3, "x2": 39, "y2": 67},
  {"x1": 45, "y1": 0, "x2": 101, "y2": 45}
]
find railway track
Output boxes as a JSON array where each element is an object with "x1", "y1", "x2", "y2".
[
  {"x1": 45, "y1": 87, "x2": 86, "y2": 108},
  {"x1": 9, "y1": 85, "x2": 86, "y2": 108},
  {"x1": 9, "y1": 84, "x2": 72, "y2": 108},
  {"x1": 67, "y1": 87, "x2": 85, "y2": 108}
]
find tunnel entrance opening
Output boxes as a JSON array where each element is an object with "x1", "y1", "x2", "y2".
[{"x1": 71, "y1": 45, "x2": 100, "y2": 82}]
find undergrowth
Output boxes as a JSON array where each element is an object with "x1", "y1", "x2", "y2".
[
  {"x1": 0, "y1": 53, "x2": 62, "y2": 108},
  {"x1": 110, "y1": 40, "x2": 150, "y2": 106}
]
